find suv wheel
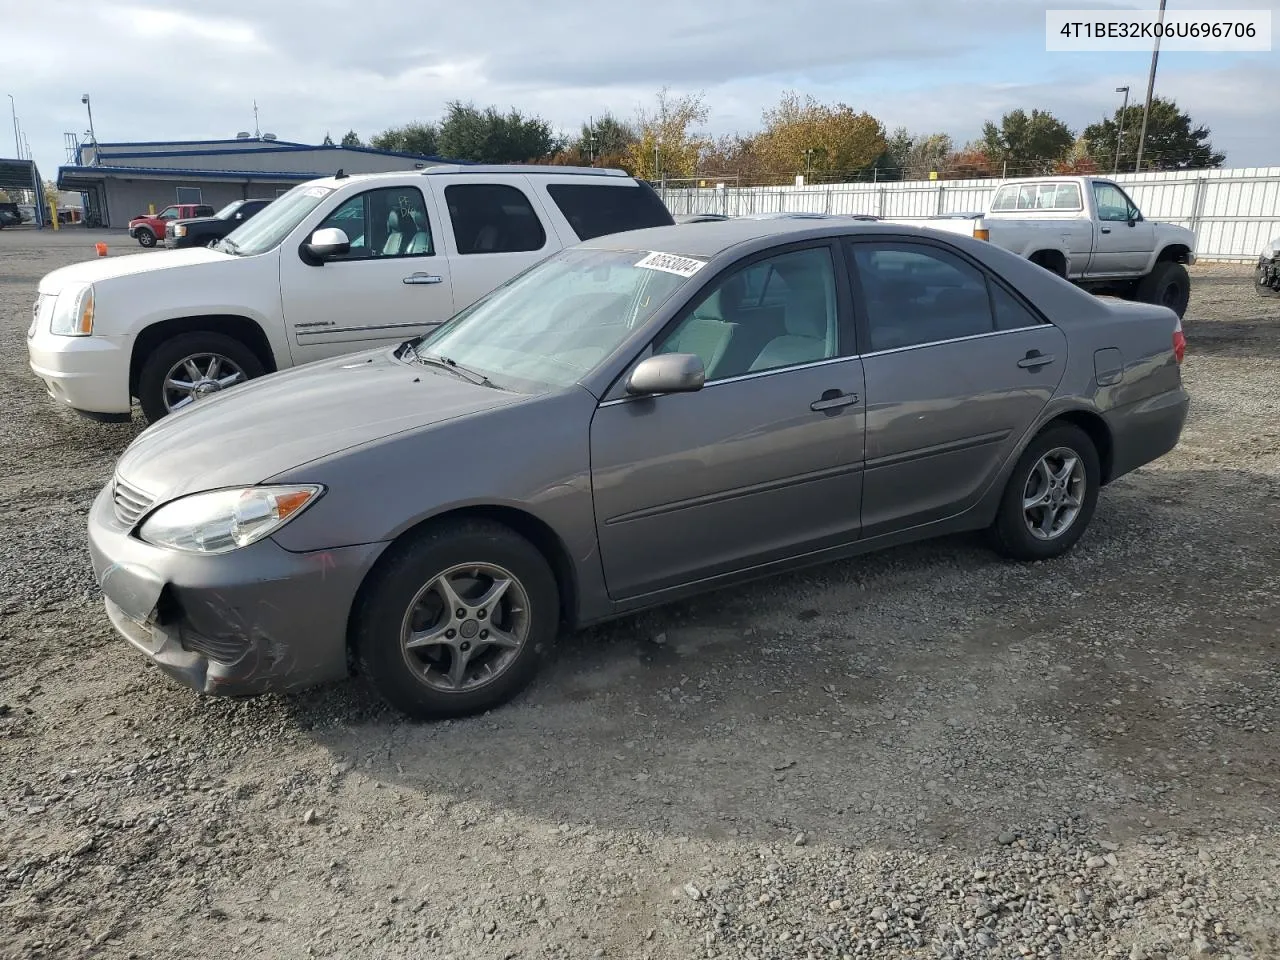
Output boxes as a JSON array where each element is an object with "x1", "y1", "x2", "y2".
[{"x1": 136, "y1": 331, "x2": 264, "y2": 423}]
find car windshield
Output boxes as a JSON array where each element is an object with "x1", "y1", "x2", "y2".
[
  {"x1": 220, "y1": 183, "x2": 334, "y2": 255},
  {"x1": 213, "y1": 200, "x2": 245, "y2": 219},
  {"x1": 408, "y1": 247, "x2": 701, "y2": 392}
]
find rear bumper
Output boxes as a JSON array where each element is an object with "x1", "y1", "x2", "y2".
[{"x1": 1105, "y1": 386, "x2": 1189, "y2": 482}]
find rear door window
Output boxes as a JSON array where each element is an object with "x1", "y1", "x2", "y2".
[
  {"x1": 444, "y1": 183, "x2": 548, "y2": 254},
  {"x1": 546, "y1": 182, "x2": 673, "y2": 240}
]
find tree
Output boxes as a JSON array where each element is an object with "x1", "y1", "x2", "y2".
[
  {"x1": 980, "y1": 109, "x2": 1075, "y2": 175},
  {"x1": 880, "y1": 127, "x2": 953, "y2": 181},
  {"x1": 1082, "y1": 96, "x2": 1224, "y2": 171},
  {"x1": 370, "y1": 122, "x2": 440, "y2": 157},
  {"x1": 321, "y1": 132, "x2": 335, "y2": 146},
  {"x1": 437, "y1": 101, "x2": 560, "y2": 163},
  {"x1": 698, "y1": 133, "x2": 769, "y2": 183},
  {"x1": 627, "y1": 87, "x2": 709, "y2": 182},
  {"x1": 576, "y1": 113, "x2": 636, "y2": 163},
  {"x1": 942, "y1": 145, "x2": 997, "y2": 180},
  {"x1": 1054, "y1": 137, "x2": 1100, "y2": 175},
  {"x1": 340, "y1": 130, "x2": 362, "y2": 148},
  {"x1": 752, "y1": 92, "x2": 887, "y2": 182}
]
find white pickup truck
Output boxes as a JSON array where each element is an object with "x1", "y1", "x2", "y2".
[
  {"x1": 27, "y1": 165, "x2": 674, "y2": 423},
  {"x1": 888, "y1": 176, "x2": 1197, "y2": 317}
]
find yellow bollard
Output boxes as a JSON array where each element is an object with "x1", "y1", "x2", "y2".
[
  {"x1": 148, "y1": 203, "x2": 155, "y2": 215},
  {"x1": 51, "y1": 200, "x2": 59, "y2": 231}
]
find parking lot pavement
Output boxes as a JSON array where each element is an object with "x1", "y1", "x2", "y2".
[{"x1": 1, "y1": 229, "x2": 1278, "y2": 960}]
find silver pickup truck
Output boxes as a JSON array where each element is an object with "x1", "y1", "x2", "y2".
[{"x1": 887, "y1": 176, "x2": 1197, "y2": 317}]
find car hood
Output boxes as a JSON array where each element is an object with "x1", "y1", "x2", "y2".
[
  {"x1": 38, "y1": 246, "x2": 232, "y2": 295},
  {"x1": 114, "y1": 348, "x2": 525, "y2": 503}
]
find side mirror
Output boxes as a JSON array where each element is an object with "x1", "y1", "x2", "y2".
[
  {"x1": 626, "y1": 353, "x2": 705, "y2": 396},
  {"x1": 300, "y1": 227, "x2": 351, "y2": 265}
]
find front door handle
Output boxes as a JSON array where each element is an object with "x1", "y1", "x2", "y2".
[
  {"x1": 1100, "y1": 227, "x2": 1112, "y2": 234},
  {"x1": 810, "y1": 390, "x2": 859, "y2": 412},
  {"x1": 1017, "y1": 350, "x2": 1056, "y2": 370},
  {"x1": 403, "y1": 273, "x2": 444, "y2": 285}
]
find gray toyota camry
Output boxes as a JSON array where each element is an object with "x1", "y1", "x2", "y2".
[{"x1": 88, "y1": 219, "x2": 1189, "y2": 719}]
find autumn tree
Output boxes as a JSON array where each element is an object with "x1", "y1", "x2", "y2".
[
  {"x1": 371, "y1": 122, "x2": 440, "y2": 157},
  {"x1": 980, "y1": 109, "x2": 1075, "y2": 175},
  {"x1": 437, "y1": 101, "x2": 560, "y2": 163},
  {"x1": 697, "y1": 133, "x2": 770, "y2": 183},
  {"x1": 1082, "y1": 96, "x2": 1224, "y2": 171},
  {"x1": 752, "y1": 92, "x2": 887, "y2": 181},
  {"x1": 1054, "y1": 137, "x2": 1100, "y2": 175},
  {"x1": 942, "y1": 145, "x2": 997, "y2": 180},
  {"x1": 627, "y1": 87, "x2": 709, "y2": 181},
  {"x1": 340, "y1": 130, "x2": 363, "y2": 148},
  {"x1": 880, "y1": 127, "x2": 954, "y2": 180}
]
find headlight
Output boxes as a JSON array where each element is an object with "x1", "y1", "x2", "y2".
[
  {"x1": 138, "y1": 485, "x2": 324, "y2": 554},
  {"x1": 49, "y1": 283, "x2": 94, "y2": 336},
  {"x1": 173, "y1": 224, "x2": 186, "y2": 237}
]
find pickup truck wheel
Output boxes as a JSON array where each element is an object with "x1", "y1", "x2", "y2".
[
  {"x1": 1135, "y1": 261, "x2": 1190, "y2": 317},
  {"x1": 137, "y1": 331, "x2": 264, "y2": 423},
  {"x1": 1256, "y1": 267, "x2": 1280, "y2": 298},
  {"x1": 135, "y1": 228, "x2": 156, "y2": 248}
]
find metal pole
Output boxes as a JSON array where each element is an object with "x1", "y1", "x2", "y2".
[
  {"x1": 1113, "y1": 86, "x2": 1130, "y2": 175},
  {"x1": 1135, "y1": 0, "x2": 1165, "y2": 172},
  {"x1": 82, "y1": 94, "x2": 98, "y2": 163},
  {"x1": 7, "y1": 94, "x2": 18, "y2": 158}
]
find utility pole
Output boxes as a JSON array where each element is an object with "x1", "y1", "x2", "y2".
[
  {"x1": 586, "y1": 116, "x2": 596, "y2": 164},
  {"x1": 1134, "y1": 0, "x2": 1166, "y2": 172},
  {"x1": 81, "y1": 94, "x2": 98, "y2": 163},
  {"x1": 7, "y1": 94, "x2": 18, "y2": 158},
  {"x1": 1113, "y1": 86, "x2": 1130, "y2": 174},
  {"x1": 253, "y1": 100, "x2": 261, "y2": 138}
]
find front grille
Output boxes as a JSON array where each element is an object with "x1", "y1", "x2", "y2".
[{"x1": 112, "y1": 477, "x2": 155, "y2": 527}]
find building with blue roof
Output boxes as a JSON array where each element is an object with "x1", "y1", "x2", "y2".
[{"x1": 57, "y1": 136, "x2": 463, "y2": 228}]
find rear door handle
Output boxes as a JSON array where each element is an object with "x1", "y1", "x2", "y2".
[
  {"x1": 810, "y1": 390, "x2": 859, "y2": 412},
  {"x1": 403, "y1": 273, "x2": 444, "y2": 285},
  {"x1": 1017, "y1": 351, "x2": 1056, "y2": 369}
]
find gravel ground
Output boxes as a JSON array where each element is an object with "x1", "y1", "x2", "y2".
[{"x1": 1, "y1": 229, "x2": 1278, "y2": 960}]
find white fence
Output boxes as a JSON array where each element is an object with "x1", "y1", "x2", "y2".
[{"x1": 659, "y1": 166, "x2": 1280, "y2": 262}]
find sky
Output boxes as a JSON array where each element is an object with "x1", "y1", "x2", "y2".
[{"x1": 4, "y1": 0, "x2": 1279, "y2": 180}]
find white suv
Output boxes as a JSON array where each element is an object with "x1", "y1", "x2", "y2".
[{"x1": 27, "y1": 165, "x2": 674, "y2": 422}]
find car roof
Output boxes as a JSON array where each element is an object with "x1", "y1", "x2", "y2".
[{"x1": 581, "y1": 219, "x2": 929, "y2": 260}]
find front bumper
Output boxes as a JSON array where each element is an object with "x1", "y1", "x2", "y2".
[
  {"x1": 87, "y1": 482, "x2": 386, "y2": 697},
  {"x1": 27, "y1": 324, "x2": 134, "y2": 417},
  {"x1": 1257, "y1": 255, "x2": 1279, "y2": 290}
]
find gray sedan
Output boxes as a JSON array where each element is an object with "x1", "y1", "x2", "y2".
[{"x1": 88, "y1": 219, "x2": 1190, "y2": 718}]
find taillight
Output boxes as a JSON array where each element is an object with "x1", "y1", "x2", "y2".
[
  {"x1": 973, "y1": 221, "x2": 990, "y2": 241},
  {"x1": 1173, "y1": 323, "x2": 1186, "y2": 364}
]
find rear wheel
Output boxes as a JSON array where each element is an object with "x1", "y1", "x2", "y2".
[
  {"x1": 988, "y1": 424, "x2": 1101, "y2": 561},
  {"x1": 1135, "y1": 261, "x2": 1190, "y2": 317},
  {"x1": 1256, "y1": 265, "x2": 1280, "y2": 299},
  {"x1": 136, "y1": 331, "x2": 264, "y2": 423},
  {"x1": 136, "y1": 228, "x2": 156, "y2": 248},
  {"x1": 354, "y1": 519, "x2": 559, "y2": 720}
]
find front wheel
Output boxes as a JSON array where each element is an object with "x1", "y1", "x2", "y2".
[
  {"x1": 135, "y1": 229, "x2": 156, "y2": 248},
  {"x1": 1256, "y1": 265, "x2": 1280, "y2": 299},
  {"x1": 988, "y1": 424, "x2": 1101, "y2": 562},
  {"x1": 354, "y1": 519, "x2": 559, "y2": 720},
  {"x1": 136, "y1": 331, "x2": 264, "y2": 423},
  {"x1": 1135, "y1": 261, "x2": 1190, "y2": 318}
]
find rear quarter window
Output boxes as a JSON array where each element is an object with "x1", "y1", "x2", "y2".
[{"x1": 546, "y1": 182, "x2": 674, "y2": 241}]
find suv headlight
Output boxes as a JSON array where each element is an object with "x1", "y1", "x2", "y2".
[
  {"x1": 173, "y1": 224, "x2": 186, "y2": 237},
  {"x1": 49, "y1": 283, "x2": 94, "y2": 336},
  {"x1": 138, "y1": 485, "x2": 324, "y2": 554}
]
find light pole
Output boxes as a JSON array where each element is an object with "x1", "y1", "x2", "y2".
[
  {"x1": 1135, "y1": 0, "x2": 1166, "y2": 172},
  {"x1": 7, "y1": 94, "x2": 18, "y2": 158},
  {"x1": 1113, "y1": 86, "x2": 1130, "y2": 174},
  {"x1": 81, "y1": 94, "x2": 98, "y2": 164}
]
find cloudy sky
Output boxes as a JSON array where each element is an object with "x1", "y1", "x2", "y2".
[{"x1": 6, "y1": 0, "x2": 1279, "y2": 177}]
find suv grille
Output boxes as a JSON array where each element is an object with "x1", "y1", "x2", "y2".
[{"x1": 112, "y1": 477, "x2": 155, "y2": 528}]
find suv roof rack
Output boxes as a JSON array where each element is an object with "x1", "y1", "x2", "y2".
[{"x1": 421, "y1": 164, "x2": 629, "y2": 177}]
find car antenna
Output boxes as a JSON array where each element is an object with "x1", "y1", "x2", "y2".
[{"x1": 334, "y1": 168, "x2": 348, "y2": 179}]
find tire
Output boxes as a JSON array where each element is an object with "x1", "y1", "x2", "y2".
[
  {"x1": 136, "y1": 228, "x2": 156, "y2": 248},
  {"x1": 1256, "y1": 266, "x2": 1280, "y2": 299},
  {"x1": 354, "y1": 519, "x2": 559, "y2": 720},
  {"x1": 136, "y1": 331, "x2": 265, "y2": 423},
  {"x1": 1134, "y1": 260, "x2": 1190, "y2": 318},
  {"x1": 988, "y1": 423, "x2": 1101, "y2": 562}
]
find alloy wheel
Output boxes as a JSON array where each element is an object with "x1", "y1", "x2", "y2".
[
  {"x1": 1022, "y1": 446, "x2": 1086, "y2": 541},
  {"x1": 162, "y1": 353, "x2": 248, "y2": 411}
]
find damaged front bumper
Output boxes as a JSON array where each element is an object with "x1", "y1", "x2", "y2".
[
  {"x1": 87, "y1": 482, "x2": 385, "y2": 697},
  {"x1": 1257, "y1": 253, "x2": 1280, "y2": 295}
]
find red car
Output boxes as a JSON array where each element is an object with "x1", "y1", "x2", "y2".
[{"x1": 128, "y1": 203, "x2": 214, "y2": 248}]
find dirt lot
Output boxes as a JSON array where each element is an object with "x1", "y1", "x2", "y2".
[{"x1": 1, "y1": 228, "x2": 1278, "y2": 960}]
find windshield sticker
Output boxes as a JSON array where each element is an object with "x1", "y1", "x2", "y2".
[
  {"x1": 634, "y1": 251, "x2": 706, "y2": 277},
  {"x1": 303, "y1": 186, "x2": 333, "y2": 198}
]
